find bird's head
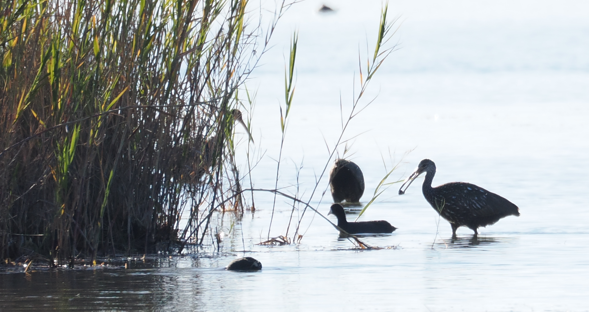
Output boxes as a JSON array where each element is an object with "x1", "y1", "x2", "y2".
[
  {"x1": 229, "y1": 109, "x2": 254, "y2": 143},
  {"x1": 398, "y1": 159, "x2": 435, "y2": 195},
  {"x1": 328, "y1": 204, "x2": 346, "y2": 218}
]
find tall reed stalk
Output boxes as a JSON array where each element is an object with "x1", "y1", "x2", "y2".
[
  {"x1": 267, "y1": 32, "x2": 297, "y2": 240},
  {"x1": 256, "y1": 6, "x2": 400, "y2": 246},
  {"x1": 0, "y1": 0, "x2": 287, "y2": 263},
  {"x1": 291, "y1": 6, "x2": 400, "y2": 241}
]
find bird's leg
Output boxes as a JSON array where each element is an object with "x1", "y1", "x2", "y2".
[
  {"x1": 451, "y1": 223, "x2": 458, "y2": 239},
  {"x1": 470, "y1": 235, "x2": 479, "y2": 245},
  {"x1": 473, "y1": 228, "x2": 478, "y2": 239}
]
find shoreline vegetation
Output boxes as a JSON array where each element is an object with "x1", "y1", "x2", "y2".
[{"x1": 1, "y1": 0, "x2": 396, "y2": 268}]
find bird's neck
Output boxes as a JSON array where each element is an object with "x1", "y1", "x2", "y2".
[
  {"x1": 421, "y1": 169, "x2": 436, "y2": 203},
  {"x1": 336, "y1": 214, "x2": 348, "y2": 227}
]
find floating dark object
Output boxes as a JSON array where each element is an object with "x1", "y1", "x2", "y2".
[
  {"x1": 399, "y1": 159, "x2": 520, "y2": 238},
  {"x1": 329, "y1": 159, "x2": 365, "y2": 203},
  {"x1": 329, "y1": 204, "x2": 396, "y2": 234},
  {"x1": 319, "y1": 5, "x2": 334, "y2": 13},
  {"x1": 226, "y1": 257, "x2": 262, "y2": 271}
]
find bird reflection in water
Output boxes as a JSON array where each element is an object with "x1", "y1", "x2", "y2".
[{"x1": 434, "y1": 235, "x2": 510, "y2": 249}]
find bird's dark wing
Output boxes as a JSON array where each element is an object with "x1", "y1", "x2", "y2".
[
  {"x1": 437, "y1": 182, "x2": 519, "y2": 218},
  {"x1": 345, "y1": 220, "x2": 395, "y2": 234}
]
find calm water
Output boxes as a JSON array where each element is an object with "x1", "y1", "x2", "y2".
[{"x1": 3, "y1": 0, "x2": 589, "y2": 310}]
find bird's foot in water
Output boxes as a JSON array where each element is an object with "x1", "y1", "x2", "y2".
[{"x1": 470, "y1": 235, "x2": 479, "y2": 245}]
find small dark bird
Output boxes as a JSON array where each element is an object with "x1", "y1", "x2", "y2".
[
  {"x1": 329, "y1": 159, "x2": 365, "y2": 203},
  {"x1": 329, "y1": 204, "x2": 396, "y2": 235},
  {"x1": 226, "y1": 257, "x2": 262, "y2": 271},
  {"x1": 398, "y1": 159, "x2": 520, "y2": 238}
]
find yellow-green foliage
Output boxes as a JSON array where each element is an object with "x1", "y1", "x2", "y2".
[{"x1": 0, "y1": 0, "x2": 259, "y2": 262}]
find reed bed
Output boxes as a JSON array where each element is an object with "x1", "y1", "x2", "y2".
[
  {"x1": 0, "y1": 0, "x2": 277, "y2": 264},
  {"x1": 1, "y1": 0, "x2": 399, "y2": 265}
]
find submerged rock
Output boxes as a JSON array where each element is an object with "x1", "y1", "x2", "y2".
[{"x1": 226, "y1": 257, "x2": 262, "y2": 271}]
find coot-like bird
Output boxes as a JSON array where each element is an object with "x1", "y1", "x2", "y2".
[
  {"x1": 329, "y1": 159, "x2": 365, "y2": 203},
  {"x1": 329, "y1": 204, "x2": 396, "y2": 234},
  {"x1": 398, "y1": 159, "x2": 519, "y2": 238}
]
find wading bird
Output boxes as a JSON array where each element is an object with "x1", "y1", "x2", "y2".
[
  {"x1": 398, "y1": 159, "x2": 519, "y2": 238},
  {"x1": 180, "y1": 108, "x2": 253, "y2": 183},
  {"x1": 329, "y1": 159, "x2": 365, "y2": 203},
  {"x1": 329, "y1": 204, "x2": 396, "y2": 235}
]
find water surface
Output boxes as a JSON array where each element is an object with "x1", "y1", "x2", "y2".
[{"x1": 2, "y1": 0, "x2": 589, "y2": 310}]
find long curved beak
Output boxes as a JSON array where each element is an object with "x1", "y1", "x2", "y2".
[
  {"x1": 234, "y1": 116, "x2": 254, "y2": 144},
  {"x1": 398, "y1": 170, "x2": 422, "y2": 195}
]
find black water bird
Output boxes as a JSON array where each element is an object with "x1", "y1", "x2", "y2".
[
  {"x1": 226, "y1": 257, "x2": 262, "y2": 271},
  {"x1": 329, "y1": 159, "x2": 365, "y2": 203},
  {"x1": 329, "y1": 204, "x2": 396, "y2": 234},
  {"x1": 398, "y1": 159, "x2": 519, "y2": 238}
]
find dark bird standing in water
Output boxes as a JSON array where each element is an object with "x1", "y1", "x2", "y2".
[
  {"x1": 329, "y1": 204, "x2": 396, "y2": 235},
  {"x1": 399, "y1": 159, "x2": 519, "y2": 238},
  {"x1": 329, "y1": 159, "x2": 365, "y2": 203}
]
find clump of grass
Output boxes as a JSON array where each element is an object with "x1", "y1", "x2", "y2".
[{"x1": 0, "y1": 0, "x2": 289, "y2": 264}]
